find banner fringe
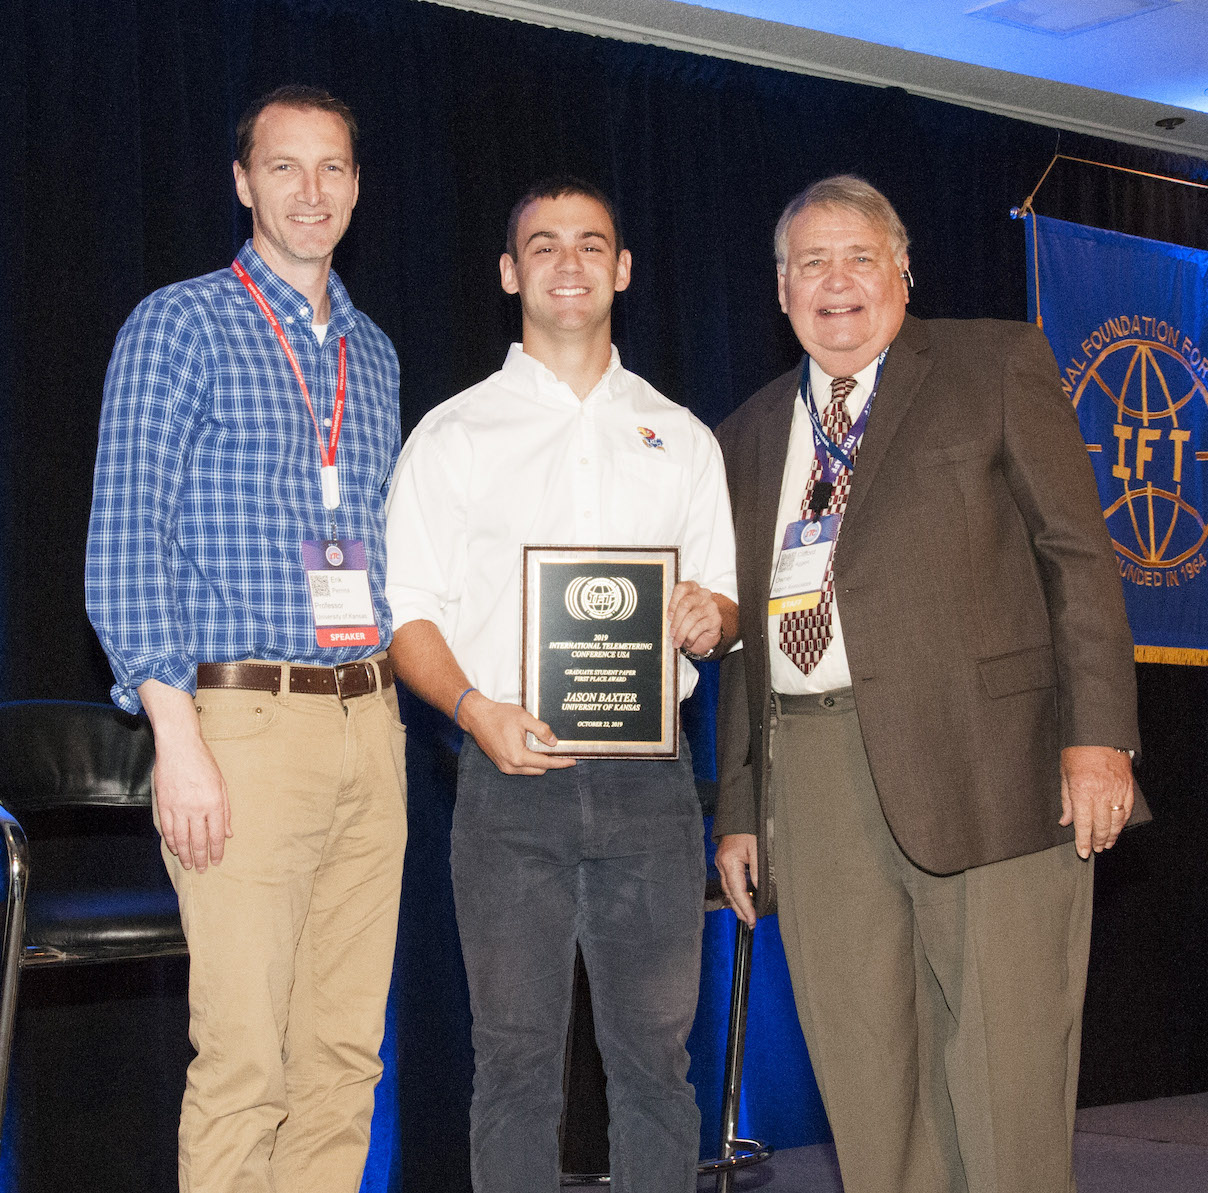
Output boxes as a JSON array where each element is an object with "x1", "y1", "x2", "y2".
[{"x1": 1134, "y1": 645, "x2": 1208, "y2": 666}]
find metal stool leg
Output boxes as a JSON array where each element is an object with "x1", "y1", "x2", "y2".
[
  {"x1": 716, "y1": 917, "x2": 752, "y2": 1192},
  {"x1": 711, "y1": 916, "x2": 772, "y2": 1192},
  {"x1": 0, "y1": 812, "x2": 30, "y2": 1146}
]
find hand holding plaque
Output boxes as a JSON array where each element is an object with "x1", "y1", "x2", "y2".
[{"x1": 521, "y1": 546, "x2": 679, "y2": 758}]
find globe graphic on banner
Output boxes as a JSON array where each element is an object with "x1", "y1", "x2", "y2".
[{"x1": 1073, "y1": 340, "x2": 1208, "y2": 570}]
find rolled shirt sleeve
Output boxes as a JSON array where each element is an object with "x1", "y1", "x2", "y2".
[{"x1": 85, "y1": 295, "x2": 206, "y2": 711}]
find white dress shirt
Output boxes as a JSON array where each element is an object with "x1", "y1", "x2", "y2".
[
  {"x1": 385, "y1": 344, "x2": 738, "y2": 706},
  {"x1": 769, "y1": 355, "x2": 880, "y2": 695}
]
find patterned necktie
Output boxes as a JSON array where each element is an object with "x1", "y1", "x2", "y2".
[{"x1": 778, "y1": 375, "x2": 858, "y2": 675}]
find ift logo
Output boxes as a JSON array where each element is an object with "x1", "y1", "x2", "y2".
[{"x1": 1061, "y1": 316, "x2": 1208, "y2": 591}]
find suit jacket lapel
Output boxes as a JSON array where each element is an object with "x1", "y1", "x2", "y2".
[
  {"x1": 844, "y1": 314, "x2": 931, "y2": 529},
  {"x1": 750, "y1": 368, "x2": 799, "y2": 604}
]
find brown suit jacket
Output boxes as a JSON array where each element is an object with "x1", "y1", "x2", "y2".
[{"x1": 714, "y1": 314, "x2": 1143, "y2": 914}]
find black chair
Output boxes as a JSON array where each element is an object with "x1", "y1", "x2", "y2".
[{"x1": 0, "y1": 700, "x2": 188, "y2": 1140}]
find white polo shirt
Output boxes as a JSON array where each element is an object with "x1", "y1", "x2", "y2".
[{"x1": 385, "y1": 344, "x2": 738, "y2": 706}]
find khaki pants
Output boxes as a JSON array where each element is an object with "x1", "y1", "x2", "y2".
[
  {"x1": 770, "y1": 690, "x2": 1091, "y2": 1193},
  {"x1": 157, "y1": 666, "x2": 407, "y2": 1193}
]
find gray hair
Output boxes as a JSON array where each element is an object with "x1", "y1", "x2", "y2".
[{"x1": 773, "y1": 175, "x2": 910, "y2": 268}]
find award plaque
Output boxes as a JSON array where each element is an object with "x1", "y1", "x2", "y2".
[{"x1": 522, "y1": 546, "x2": 679, "y2": 758}]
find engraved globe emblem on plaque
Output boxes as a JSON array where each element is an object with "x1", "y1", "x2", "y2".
[
  {"x1": 564, "y1": 575, "x2": 639, "y2": 620},
  {"x1": 1073, "y1": 336, "x2": 1208, "y2": 585}
]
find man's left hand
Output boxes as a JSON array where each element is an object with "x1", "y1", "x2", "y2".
[
  {"x1": 1059, "y1": 745, "x2": 1134, "y2": 859},
  {"x1": 667, "y1": 581, "x2": 736, "y2": 657}
]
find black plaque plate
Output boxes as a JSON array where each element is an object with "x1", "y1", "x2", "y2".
[{"x1": 522, "y1": 546, "x2": 679, "y2": 757}]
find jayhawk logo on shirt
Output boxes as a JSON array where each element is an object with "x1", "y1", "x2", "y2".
[{"x1": 637, "y1": 426, "x2": 664, "y2": 451}]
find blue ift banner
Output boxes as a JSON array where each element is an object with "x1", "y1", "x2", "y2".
[{"x1": 1027, "y1": 214, "x2": 1208, "y2": 666}]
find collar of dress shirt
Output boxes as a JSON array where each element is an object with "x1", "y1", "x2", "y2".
[
  {"x1": 501, "y1": 342, "x2": 625, "y2": 407},
  {"x1": 234, "y1": 239, "x2": 359, "y2": 337},
  {"x1": 805, "y1": 353, "x2": 881, "y2": 425}
]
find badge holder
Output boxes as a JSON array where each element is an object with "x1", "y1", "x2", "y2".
[{"x1": 301, "y1": 537, "x2": 380, "y2": 648}]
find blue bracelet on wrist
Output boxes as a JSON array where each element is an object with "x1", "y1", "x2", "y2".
[{"x1": 453, "y1": 686, "x2": 478, "y2": 727}]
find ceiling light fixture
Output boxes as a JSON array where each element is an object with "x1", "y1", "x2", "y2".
[{"x1": 967, "y1": 0, "x2": 1179, "y2": 37}]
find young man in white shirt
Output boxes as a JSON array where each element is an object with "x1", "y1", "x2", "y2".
[{"x1": 384, "y1": 178, "x2": 738, "y2": 1193}]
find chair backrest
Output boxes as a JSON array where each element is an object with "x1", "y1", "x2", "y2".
[{"x1": 0, "y1": 701, "x2": 154, "y2": 813}]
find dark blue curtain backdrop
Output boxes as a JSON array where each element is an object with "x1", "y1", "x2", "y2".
[{"x1": 1, "y1": 2, "x2": 1207, "y2": 1191}]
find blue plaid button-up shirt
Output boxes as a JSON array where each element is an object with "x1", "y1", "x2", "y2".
[{"x1": 86, "y1": 242, "x2": 401, "y2": 713}]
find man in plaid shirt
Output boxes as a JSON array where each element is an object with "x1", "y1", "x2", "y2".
[{"x1": 86, "y1": 86, "x2": 405, "y2": 1193}]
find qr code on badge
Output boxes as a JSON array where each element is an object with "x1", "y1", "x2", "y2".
[{"x1": 310, "y1": 575, "x2": 331, "y2": 597}]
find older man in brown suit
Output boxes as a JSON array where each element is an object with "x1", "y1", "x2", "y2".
[{"x1": 714, "y1": 176, "x2": 1144, "y2": 1193}]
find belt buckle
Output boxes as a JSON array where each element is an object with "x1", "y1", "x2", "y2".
[
  {"x1": 333, "y1": 663, "x2": 349, "y2": 702},
  {"x1": 334, "y1": 660, "x2": 375, "y2": 701}
]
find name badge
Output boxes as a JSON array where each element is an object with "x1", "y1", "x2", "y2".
[
  {"x1": 768, "y1": 515, "x2": 839, "y2": 616},
  {"x1": 301, "y1": 539, "x2": 380, "y2": 648}
]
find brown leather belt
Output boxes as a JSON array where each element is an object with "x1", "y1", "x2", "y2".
[{"x1": 196, "y1": 657, "x2": 393, "y2": 699}]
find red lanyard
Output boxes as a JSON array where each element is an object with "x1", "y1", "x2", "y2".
[{"x1": 231, "y1": 260, "x2": 346, "y2": 471}]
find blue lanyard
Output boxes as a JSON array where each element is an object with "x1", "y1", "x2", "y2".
[{"x1": 800, "y1": 351, "x2": 887, "y2": 479}]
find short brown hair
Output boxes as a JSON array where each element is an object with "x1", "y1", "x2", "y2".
[
  {"x1": 505, "y1": 177, "x2": 623, "y2": 260},
  {"x1": 235, "y1": 85, "x2": 359, "y2": 170}
]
